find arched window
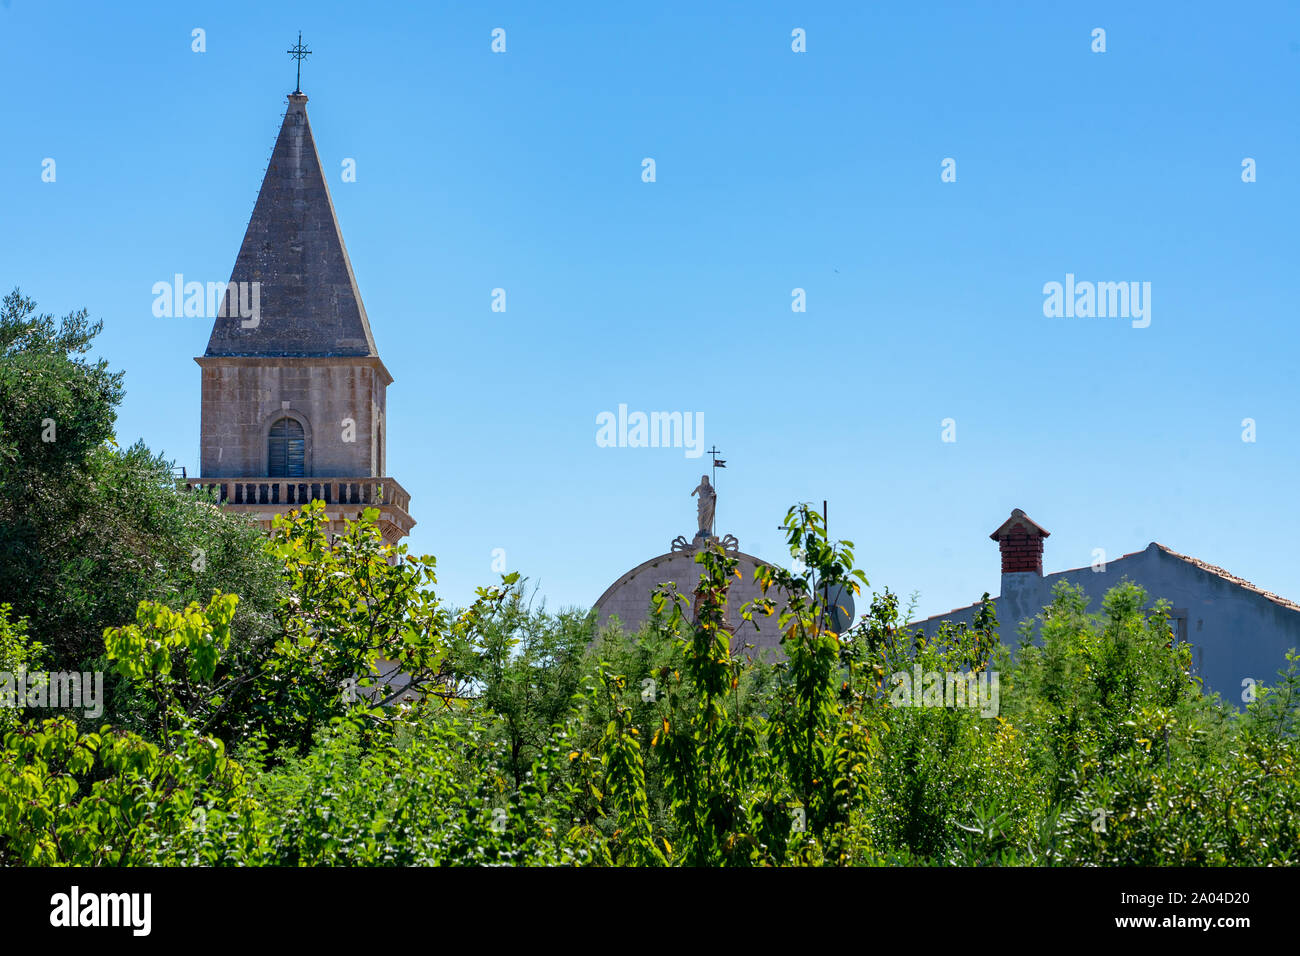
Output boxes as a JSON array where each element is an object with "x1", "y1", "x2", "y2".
[{"x1": 268, "y1": 417, "x2": 306, "y2": 477}]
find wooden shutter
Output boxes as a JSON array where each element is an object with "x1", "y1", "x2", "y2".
[{"x1": 268, "y1": 418, "x2": 306, "y2": 477}]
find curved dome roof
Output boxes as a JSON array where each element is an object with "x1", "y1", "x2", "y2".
[{"x1": 593, "y1": 549, "x2": 788, "y2": 657}]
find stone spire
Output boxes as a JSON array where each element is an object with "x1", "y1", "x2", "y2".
[
  {"x1": 192, "y1": 90, "x2": 413, "y2": 544},
  {"x1": 204, "y1": 93, "x2": 377, "y2": 358}
]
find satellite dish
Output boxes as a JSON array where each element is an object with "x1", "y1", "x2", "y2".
[{"x1": 821, "y1": 582, "x2": 856, "y2": 633}]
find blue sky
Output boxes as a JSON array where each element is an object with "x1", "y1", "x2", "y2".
[{"x1": 3, "y1": 1, "x2": 1298, "y2": 618}]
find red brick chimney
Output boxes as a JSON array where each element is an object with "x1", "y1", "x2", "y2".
[{"x1": 990, "y1": 509, "x2": 1050, "y2": 575}]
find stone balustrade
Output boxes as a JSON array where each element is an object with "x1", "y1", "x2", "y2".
[{"x1": 183, "y1": 476, "x2": 412, "y2": 515}]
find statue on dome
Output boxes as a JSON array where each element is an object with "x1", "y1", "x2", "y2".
[{"x1": 691, "y1": 475, "x2": 715, "y2": 536}]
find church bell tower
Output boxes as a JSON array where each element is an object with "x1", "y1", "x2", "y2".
[{"x1": 189, "y1": 88, "x2": 414, "y2": 543}]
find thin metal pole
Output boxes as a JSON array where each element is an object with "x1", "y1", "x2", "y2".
[{"x1": 822, "y1": 500, "x2": 829, "y2": 631}]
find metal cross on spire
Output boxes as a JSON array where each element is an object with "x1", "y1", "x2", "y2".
[{"x1": 287, "y1": 31, "x2": 312, "y2": 94}]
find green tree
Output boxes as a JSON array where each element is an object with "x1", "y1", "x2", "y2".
[
  {"x1": 0, "y1": 606, "x2": 45, "y2": 735},
  {"x1": 0, "y1": 593, "x2": 252, "y2": 866},
  {"x1": 0, "y1": 289, "x2": 281, "y2": 684},
  {"x1": 452, "y1": 585, "x2": 596, "y2": 789}
]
